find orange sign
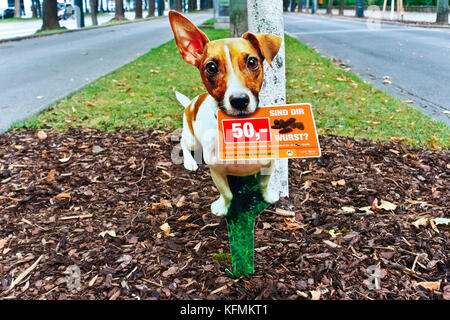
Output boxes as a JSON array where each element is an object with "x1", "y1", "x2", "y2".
[{"x1": 218, "y1": 103, "x2": 321, "y2": 161}]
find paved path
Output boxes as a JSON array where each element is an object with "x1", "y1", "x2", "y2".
[
  {"x1": 0, "y1": 12, "x2": 154, "y2": 41},
  {"x1": 284, "y1": 13, "x2": 450, "y2": 125},
  {"x1": 0, "y1": 12, "x2": 211, "y2": 132}
]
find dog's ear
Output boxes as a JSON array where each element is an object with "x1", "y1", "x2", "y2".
[
  {"x1": 169, "y1": 10, "x2": 209, "y2": 67},
  {"x1": 242, "y1": 33, "x2": 282, "y2": 67}
]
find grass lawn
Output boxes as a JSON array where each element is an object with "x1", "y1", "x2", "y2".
[{"x1": 17, "y1": 28, "x2": 449, "y2": 149}]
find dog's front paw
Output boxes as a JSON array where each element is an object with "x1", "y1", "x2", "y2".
[
  {"x1": 211, "y1": 196, "x2": 230, "y2": 216},
  {"x1": 262, "y1": 188, "x2": 280, "y2": 204},
  {"x1": 183, "y1": 156, "x2": 198, "y2": 171}
]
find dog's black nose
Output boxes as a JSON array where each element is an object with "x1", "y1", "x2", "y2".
[{"x1": 229, "y1": 94, "x2": 250, "y2": 111}]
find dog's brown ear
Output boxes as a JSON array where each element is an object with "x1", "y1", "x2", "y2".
[
  {"x1": 242, "y1": 33, "x2": 282, "y2": 67},
  {"x1": 169, "y1": 10, "x2": 209, "y2": 67}
]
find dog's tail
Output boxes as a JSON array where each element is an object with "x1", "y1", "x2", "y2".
[{"x1": 175, "y1": 91, "x2": 191, "y2": 109}]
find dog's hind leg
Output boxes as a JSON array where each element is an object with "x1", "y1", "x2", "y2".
[
  {"x1": 259, "y1": 161, "x2": 280, "y2": 204},
  {"x1": 181, "y1": 116, "x2": 199, "y2": 171},
  {"x1": 209, "y1": 167, "x2": 233, "y2": 216}
]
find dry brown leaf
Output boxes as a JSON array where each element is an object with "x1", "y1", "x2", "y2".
[
  {"x1": 412, "y1": 217, "x2": 430, "y2": 229},
  {"x1": 0, "y1": 238, "x2": 7, "y2": 250},
  {"x1": 310, "y1": 289, "x2": 321, "y2": 300},
  {"x1": 341, "y1": 206, "x2": 356, "y2": 213},
  {"x1": 372, "y1": 199, "x2": 397, "y2": 211},
  {"x1": 56, "y1": 193, "x2": 71, "y2": 199},
  {"x1": 160, "y1": 223, "x2": 170, "y2": 236},
  {"x1": 99, "y1": 230, "x2": 116, "y2": 238},
  {"x1": 417, "y1": 281, "x2": 440, "y2": 291},
  {"x1": 85, "y1": 101, "x2": 96, "y2": 107},
  {"x1": 36, "y1": 130, "x2": 47, "y2": 140},
  {"x1": 177, "y1": 215, "x2": 190, "y2": 222},
  {"x1": 331, "y1": 179, "x2": 346, "y2": 187},
  {"x1": 275, "y1": 208, "x2": 295, "y2": 217},
  {"x1": 176, "y1": 195, "x2": 186, "y2": 208}
]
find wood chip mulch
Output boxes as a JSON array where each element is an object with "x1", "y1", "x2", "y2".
[{"x1": 0, "y1": 128, "x2": 448, "y2": 300}]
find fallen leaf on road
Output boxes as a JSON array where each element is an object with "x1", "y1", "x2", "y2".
[
  {"x1": 372, "y1": 199, "x2": 397, "y2": 211},
  {"x1": 331, "y1": 179, "x2": 346, "y2": 187}
]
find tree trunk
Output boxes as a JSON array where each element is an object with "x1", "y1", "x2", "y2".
[
  {"x1": 135, "y1": 0, "x2": 142, "y2": 18},
  {"x1": 157, "y1": 0, "x2": 164, "y2": 15},
  {"x1": 339, "y1": 0, "x2": 344, "y2": 15},
  {"x1": 283, "y1": 0, "x2": 289, "y2": 11},
  {"x1": 41, "y1": 0, "x2": 60, "y2": 31},
  {"x1": 32, "y1": 0, "x2": 38, "y2": 18},
  {"x1": 297, "y1": 0, "x2": 303, "y2": 12},
  {"x1": 326, "y1": 0, "x2": 333, "y2": 14},
  {"x1": 99, "y1": 0, "x2": 104, "y2": 12},
  {"x1": 436, "y1": 0, "x2": 449, "y2": 23},
  {"x1": 174, "y1": 0, "x2": 182, "y2": 11},
  {"x1": 90, "y1": 0, "x2": 98, "y2": 25},
  {"x1": 115, "y1": 0, "x2": 125, "y2": 19},
  {"x1": 148, "y1": 0, "x2": 155, "y2": 16},
  {"x1": 247, "y1": 0, "x2": 289, "y2": 198},
  {"x1": 230, "y1": 0, "x2": 248, "y2": 37},
  {"x1": 188, "y1": 0, "x2": 195, "y2": 11},
  {"x1": 14, "y1": 0, "x2": 21, "y2": 17}
]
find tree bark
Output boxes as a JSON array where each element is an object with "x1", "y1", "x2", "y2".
[
  {"x1": 247, "y1": 0, "x2": 289, "y2": 198},
  {"x1": 32, "y1": 0, "x2": 39, "y2": 18},
  {"x1": 115, "y1": 0, "x2": 126, "y2": 19},
  {"x1": 326, "y1": 0, "x2": 333, "y2": 14},
  {"x1": 135, "y1": 0, "x2": 143, "y2": 18},
  {"x1": 230, "y1": 0, "x2": 248, "y2": 37},
  {"x1": 339, "y1": 0, "x2": 344, "y2": 15},
  {"x1": 188, "y1": 0, "x2": 195, "y2": 11},
  {"x1": 14, "y1": 0, "x2": 21, "y2": 17},
  {"x1": 174, "y1": 0, "x2": 182, "y2": 11},
  {"x1": 157, "y1": 0, "x2": 164, "y2": 15},
  {"x1": 436, "y1": 0, "x2": 449, "y2": 23},
  {"x1": 148, "y1": 0, "x2": 155, "y2": 16},
  {"x1": 41, "y1": 0, "x2": 60, "y2": 31},
  {"x1": 90, "y1": 0, "x2": 98, "y2": 25}
]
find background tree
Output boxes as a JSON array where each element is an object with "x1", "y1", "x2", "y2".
[
  {"x1": 14, "y1": 0, "x2": 21, "y2": 18},
  {"x1": 74, "y1": 0, "x2": 85, "y2": 27},
  {"x1": 148, "y1": 0, "x2": 155, "y2": 16},
  {"x1": 339, "y1": 0, "x2": 344, "y2": 15},
  {"x1": 41, "y1": 0, "x2": 60, "y2": 31},
  {"x1": 283, "y1": 0, "x2": 289, "y2": 11},
  {"x1": 90, "y1": 0, "x2": 98, "y2": 25},
  {"x1": 135, "y1": 0, "x2": 143, "y2": 18},
  {"x1": 436, "y1": 0, "x2": 449, "y2": 23},
  {"x1": 327, "y1": 0, "x2": 333, "y2": 14},
  {"x1": 174, "y1": 0, "x2": 182, "y2": 11},
  {"x1": 230, "y1": 0, "x2": 247, "y2": 37},
  {"x1": 31, "y1": 0, "x2": 39, "y2": 18},
  {"x1": 157, "y1": 0, "x2": 164, "y2": 15},
  {"x1": 115, "y1": 0, "x2": 126, "y2": 19}
]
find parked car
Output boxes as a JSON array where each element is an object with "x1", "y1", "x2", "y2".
[
  {"x1": 57, "y1": 3, "x2": 73, "y2": 20},
  {"x1": 0, "y1": 8, "x2": 15, "y2": 19}
]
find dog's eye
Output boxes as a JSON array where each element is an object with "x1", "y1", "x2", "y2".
[
  {"x1": 205, "y1": 61, "x2": 219, "y2": 76},
  {"x1": 247, "y1": 57, "x2": 259, "y2": 70}
]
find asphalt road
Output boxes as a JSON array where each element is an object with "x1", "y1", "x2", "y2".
[
  {"x1": 284, "y1": 13, "x2": 450, "y2": 125},
  {"x1": 0, "y1": 12, "x2": 211, "y2": 132}
]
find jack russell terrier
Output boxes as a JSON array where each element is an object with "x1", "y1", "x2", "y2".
[{"x1": 169, "y1": 11, "x2": 282, "y2": 216}]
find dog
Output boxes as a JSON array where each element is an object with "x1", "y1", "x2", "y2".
[{"x1": 169, "y1": 11, "x2": 282, "y2": 216}]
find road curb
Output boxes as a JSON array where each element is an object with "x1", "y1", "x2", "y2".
[
  {"x1": 286, "y1": 12, "x2": 450, "y2": 29},
  {"x1": 0, "y1": 11, "x2": 212, "y2": 44}
]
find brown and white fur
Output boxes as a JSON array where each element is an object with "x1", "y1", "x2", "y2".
[{"x1": 169, "y1": 11, "x2": 282, "y2": 216}]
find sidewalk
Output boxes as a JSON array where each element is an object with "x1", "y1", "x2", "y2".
[
  {"x1": 305, "y1": 8, "x2": 449, "y2": 24},
  {"x1": 0, "y1": 11, "x2": 137, "y2": 41}
]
